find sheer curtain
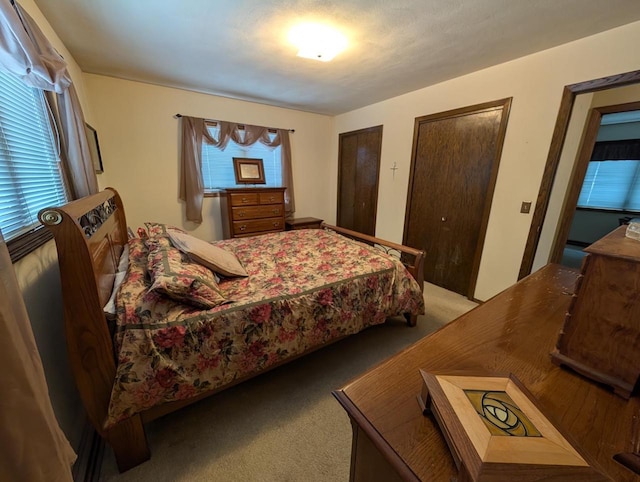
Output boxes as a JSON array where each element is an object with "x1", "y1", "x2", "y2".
[
  {"x1": 0, "y1": 227, "x2": 75, "y2": 481},
  {"x1": 0, "y1": 0, "x2": 98, "y2": 198},
  {"x1": 180, "y1": 116, "x2": 295, "y2": 223}
]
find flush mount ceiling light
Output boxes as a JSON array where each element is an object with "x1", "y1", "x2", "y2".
[{"x1": 288, "y1": 23, "x2": 347, "y2": 62}]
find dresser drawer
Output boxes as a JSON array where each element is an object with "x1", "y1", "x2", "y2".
[
  {"x1": 232, "y1": 205, "x2": 283, "y2": 220},
  {"x1": 259, "y1": 191, "x2": 284, "y2": 205},
  {"x1": 228, "y1": 192, "x2": 259, "y2": 207},
  {"x1": 221, "y1": 187, "x2": 286, "y2": 239},
  {"x1": 233, "y1": 217, "x2": 284, "y2": 235}
]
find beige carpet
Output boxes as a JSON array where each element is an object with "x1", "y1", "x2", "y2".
[{"x1": 99, "y1": 283, "x2": 477, "y2": 482}]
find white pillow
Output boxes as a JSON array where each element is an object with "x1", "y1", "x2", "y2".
[
  {"x1": 104, "y1": 271, "x2": 127, "y2": 315},
  {"x1": 167, "y1": 229, "x2": 248, "y2": 278},
  {"x1": 117, "y1": 244, "x2": 129, "y2": 272}
]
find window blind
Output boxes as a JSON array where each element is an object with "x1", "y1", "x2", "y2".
[
  {"x1": 201, "y1": 125, "x2": 282, "y2": 190},
  {"x1": 0, "y1": 70, "x2": 67, "y2": 240},
  {"x1": 577, "y1": 160, "x2": 640, "y2": 211}
]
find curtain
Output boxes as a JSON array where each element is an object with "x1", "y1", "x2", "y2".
[
  {"x1": 180, "y1": 116, "x2": 296, "y2": 222},
  {"x1": 0, "y1": 228, "x2": 75, "y2": 481},
  {"x1": 0, "y1": 0, "x2": 98, "y2": 198},
  {"x1": 591, "y1": 139, "x2": 640, "y2": 161}
]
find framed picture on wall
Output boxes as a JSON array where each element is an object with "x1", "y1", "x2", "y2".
[
  {"x1": 233, "y1": 157, "x2": 265, "y2": 184},
  {"x1": 84, "y1": 123, "x2": 104, "y2": 173}
]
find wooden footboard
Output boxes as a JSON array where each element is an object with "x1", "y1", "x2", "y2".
[{"x1": 321, "y1": 223, "x2": 425, "y2": 326}]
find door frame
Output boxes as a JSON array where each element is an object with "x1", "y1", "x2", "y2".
[
  {"x1": 337, "y1": 125, "x2": 383, "y2": 234},
  {"x1": 519, "y1": 69, "x2": 640, "y2": 279},
  {"x1": 548, "y1": 100, "x2": 640, "y2": 263},
  {"x1": 403, "y1": 98, "x2": 512, "y2": 299}
]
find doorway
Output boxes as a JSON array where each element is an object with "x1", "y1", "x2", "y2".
[
  {"x1": 403, "y1": 99, "x2": 511, "y2": 298},
  {"x1": 552, "y1": 105, "x2": 640, "y2": 268},
  {"x1": 337, "y1": 125, "x2": 382, "y2": 235},
  {"x1": 519, "y1": 69, "x2": 640, "y2": 279}
]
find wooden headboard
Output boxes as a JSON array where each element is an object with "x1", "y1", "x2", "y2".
[{"x1": 39, "y1": 187, "x2": 128, "y2": 436}]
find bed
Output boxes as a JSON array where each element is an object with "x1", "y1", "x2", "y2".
[{"x1": 39, "y1": 187, "x2": 425, "y2": 472}]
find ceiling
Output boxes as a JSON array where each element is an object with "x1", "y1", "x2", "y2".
[{"x1": 33, "y1": 0, "x2": 640, "y2": 116}]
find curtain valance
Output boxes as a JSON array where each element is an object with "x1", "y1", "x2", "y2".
[{"x1": 180, "y1": 116, "x2": 295, "y2": 223}]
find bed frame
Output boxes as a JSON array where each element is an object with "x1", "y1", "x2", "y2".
[{"x1": 39, "y1": 187, "x2": 425, "y2": 472}]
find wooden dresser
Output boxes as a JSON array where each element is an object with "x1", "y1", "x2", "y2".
[
  {"x1": 333, "y1": 264, "x2": 639, "y2": 481},
  {"x1": 551, "y1": 225, "x2": 640, "y2": 398},
  {"x1": 220, "y1": 187, "x2": 286, "y2": 238}
]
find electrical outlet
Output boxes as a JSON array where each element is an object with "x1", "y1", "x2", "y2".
[{"x1": 520, "y1": 201, "x2": 532, "y2": 214}]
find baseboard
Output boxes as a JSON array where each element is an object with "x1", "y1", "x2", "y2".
[{"x1": 72, "y1": 420, "x2": 105, "y2": 482}]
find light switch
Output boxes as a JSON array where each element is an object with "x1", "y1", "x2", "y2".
[{"x1": 520, "y1": 201, "x2": 532, "y2": 214}]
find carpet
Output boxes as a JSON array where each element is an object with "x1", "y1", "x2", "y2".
[{"x1": 99, "y1": 283, "x2": 477, "y2": 481}]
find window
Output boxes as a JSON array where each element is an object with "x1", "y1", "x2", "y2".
[
  {"x1": 201, "y1": 124, "x2": 282, "y2": 190},
  {"x1": 0, "y1": 70, "x2": 68, "y2": 256},
  {"x1": 577, "y1": 160, "x2": 640, "y2": 211}
]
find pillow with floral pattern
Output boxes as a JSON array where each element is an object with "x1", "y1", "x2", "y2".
[{"x1": 147, "y1": 236, "x2": 227, "y2": 309}]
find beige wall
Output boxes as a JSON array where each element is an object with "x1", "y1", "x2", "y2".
[
  {"x1": 11, "y1": 0, "x2": 94, "y2": 448},
  {"x1": 332, "y1": 20, "x2": 640, "y2": 301},
  {"x1": 87, "y1": 75, "x2": 334, "y2": 241}
]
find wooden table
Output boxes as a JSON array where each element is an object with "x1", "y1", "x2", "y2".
[{"x1": 333, "y1": 264, "x2": 640, "y2": 481}]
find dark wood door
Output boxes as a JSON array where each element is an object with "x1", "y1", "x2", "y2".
[
  {"x1": 337, "y1": 126, "x2": 382, "y2": 235},
  {"x1": 404, "y1": 99, "x2": 511, "y2": 298}
]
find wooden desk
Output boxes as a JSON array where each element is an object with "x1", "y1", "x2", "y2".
[{"x1": 334, "y1": 264, "x2": 639, "y2": 481}]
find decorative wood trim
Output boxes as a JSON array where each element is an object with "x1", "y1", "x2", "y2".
[
  {"x1": 548, "y1": 108, "x2": 603, "y2": 263},
  {"x1": 519, "y1": 69, "x2": 640, "y2": 279}
]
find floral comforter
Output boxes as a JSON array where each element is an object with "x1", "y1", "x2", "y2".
[{"x1": 107, "y1": 229, "x2": 424, "y2": 427}]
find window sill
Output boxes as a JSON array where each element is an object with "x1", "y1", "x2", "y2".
[
  {"x1": 7, "y1": 225, "x2": 54, "y2": 263},
  {"x1": 204, "y1": 191, "x2": 222, "y2": 198}
]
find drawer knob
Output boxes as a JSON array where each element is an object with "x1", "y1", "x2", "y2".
[
  {"x1": 273, "y1": 209, "x2": 279, "y2": 214},
  {"x1": 239, "y1": 225, "x2": 247, "y2": 231},
  {"x1": 273, "y1": 222, "x2": 280, "y2": 227},
  {"x1": 241, "y1": 197, "x2": 248, "y2": 203},
  {"x1": 238, "y1": 212, "x2": 245, "y2": 217},
  {"x1": 269, "y1": 196, "x2": 275, "y2": 201}
]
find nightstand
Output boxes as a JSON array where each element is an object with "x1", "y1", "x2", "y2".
[{"x1": 285, "y1": 217, "x2": 324, "y2": 230}]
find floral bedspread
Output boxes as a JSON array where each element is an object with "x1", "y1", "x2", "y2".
[{"x1": 107, "y1": 229, "x2": 424, "y2": 427}]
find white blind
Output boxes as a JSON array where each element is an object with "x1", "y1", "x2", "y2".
[
  {"x1": 201, "y1": 125, "x2": 282, "y2": 190},
  {"x1": 0, "y1": 70, "x2": 67, "y2": 240},
  {"x1": 578, "y1": 160, "x2": 640, "y2": 211}
]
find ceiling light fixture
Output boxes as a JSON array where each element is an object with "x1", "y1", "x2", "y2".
[{"x1": 288, "y1": 23, "x2": 347, "y2": 62}]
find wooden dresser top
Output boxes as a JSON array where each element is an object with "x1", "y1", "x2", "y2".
[{"x1": 336, "y1": 264, "x2": 639, "y2": 481}]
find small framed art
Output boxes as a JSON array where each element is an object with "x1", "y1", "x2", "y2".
[
  {"x1": 84, "y1": 123, "x2": 104, "y2": 173},
  {"x1": 233, "y1": 157, "x2": 265, "y2": 184},
  {"x1": 417, "y1": 371, "x2": 609, "y2": 481}
]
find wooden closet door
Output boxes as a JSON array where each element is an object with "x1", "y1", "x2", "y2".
[
  {"x1": 337, "y1": 126, "x2": 382, "y2": 236},
  {"x1": 404, "y1": 99, "x2": 511, "y2": 298}
]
